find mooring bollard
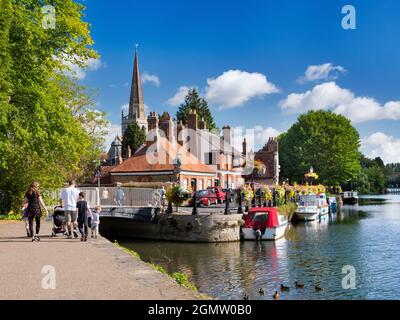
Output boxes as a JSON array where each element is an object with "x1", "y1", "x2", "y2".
[
  {"x1": 192, "y1": 192, "x2": 198, "y2": 215},
  {"x1": 224, "y1": 191, "x2": 230, "y2": 215},
  {"x1": 273, "y1": 189, "x2": 277, "y2": 207},
  {"x1": 251, "y1": 194, "x2": 256, "y2": 207},
  {"x1": 167, "y1": 201, "x2": 173, "y2": 215},
  {"x1": 237, "y1": 192, "x2": 243, "y2": 214}
]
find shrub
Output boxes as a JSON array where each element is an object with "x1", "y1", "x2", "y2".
[{"x1": 165, "y1": 185, "x2": 191, "y2": 207}]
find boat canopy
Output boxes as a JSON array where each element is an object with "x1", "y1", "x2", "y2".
[{"x1": 245, "y1": 207, "x2": 279, "y2": 228}]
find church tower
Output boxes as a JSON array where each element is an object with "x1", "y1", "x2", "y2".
[{"x1": 122, "y1": 45, "x2": 148, "y2": 134}]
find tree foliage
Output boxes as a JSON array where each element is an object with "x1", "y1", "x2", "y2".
[
  {"x1": 176, "y1": 88, "x2": 218, "y2": 132},
  {"x1": 349, "y1": 155, "x2": 388, "y2": 194},
  {"x1": 354, "y1": 166, "x2": 386, "y2": 194},
  {"x1": 0, "y1": 0, "x2": 107, "y2": 212},
  {"x1": 122, "y1": 123, "x2": 146, "y2": 156},
  {"x1": 278, "y1": 110, "x2": 361, "y2": 186}
]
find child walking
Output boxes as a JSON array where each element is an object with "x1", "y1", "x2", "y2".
[
  {"x1": 76, "y1": 192, "x2": 92, "y2": 241},
  {"x1": 22, "y1": 205, "x2": 30, "y2": 237},
  {"x1": 91, "y1": 206, "x2": 101, "y2": 239}
]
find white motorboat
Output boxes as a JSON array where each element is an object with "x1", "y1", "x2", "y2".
[
  {"x1": 295, "y1": 193, "x2": 329, "y2": 221},
  {"x1": 341, "y1": 191, "x2": 359, "y2": 205}
]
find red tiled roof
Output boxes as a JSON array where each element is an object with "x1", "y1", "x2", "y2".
[{"x1": 110, "y1": 137, "x2": 215, "y2": 174}]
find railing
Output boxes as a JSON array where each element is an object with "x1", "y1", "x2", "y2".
[
  {"x1": 386, "y1": 188, "x2": 400, "y2": 194},
  {"x1": 58, "y1": 187, "x2": 164, "y2": 208}
]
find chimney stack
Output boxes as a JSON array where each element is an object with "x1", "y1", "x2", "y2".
[
  {"x1": 159, "y1": 112, "x2": 174, "y2": 142},
  {"x1": 146, "y1": 112, "x2": 158, "y2": 145},
  {"x1": 242, "y1": 138, "x2": 247, "y2": 157},
  {"x1": 199, "y1": 117, "x2": 207, "y2": 130},
  {"x1": 222, "y1": 125, "x2": 231, "y2": 145},
  {"x1": 187, "y1": 109, "x2": 198, "y2": 131},
  {"x1": 267, "y1": 137, "x2": 278, "y2": 152},
  {"x1": 127, "y1": 145, "x2": 132, "y2": 158},
  {"x1": 177, "y1": 120, "x2": 184, "y2": 146},
  {"x1": 147, "y1": 112, "x2": 158, "y2": 131}
]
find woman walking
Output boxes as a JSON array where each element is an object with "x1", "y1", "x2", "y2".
[{"x1": 24, "y1": 181, "x2": 49, "y2": 242}]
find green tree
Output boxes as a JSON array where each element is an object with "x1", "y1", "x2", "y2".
[
  {"x1": 354, "y1": 166, "x2": 386, "y2": 194},
  {"x1": 350, "y1": 154, "x2": 388, "y2": 194},
  {"x1": 385, "y1": 162, "x2": 400, "y2": 187},
  {"x1": 59, "y1": 78, "x2": 109, "y2": 183},
  {"x1": 278, "y1": 110, "x2": 361, "y2": 185},
  {"x1": 0, "y1": 0, "x2": 103, "y2": 212},
  {"x1": 176, "y1": 88, "x2": 217, "y2": 132},
  {"x1": 122, "y1": 123, "x2": 146, "y2": 156}
]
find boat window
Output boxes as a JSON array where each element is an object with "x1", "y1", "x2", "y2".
[{"x1": 251, "y1": 213, "x2": 268, "y2": 222}]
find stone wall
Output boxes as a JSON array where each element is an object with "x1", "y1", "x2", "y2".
[{"x1": 100, "y1": 210, "x2": 243, "y2": 242}]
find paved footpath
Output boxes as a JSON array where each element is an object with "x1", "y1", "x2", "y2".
[{"x1": 0, "y1": 220, "x2": 202, "y2": 300}]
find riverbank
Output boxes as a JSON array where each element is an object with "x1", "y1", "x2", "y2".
[{"x1": 0, "y1": 220, "x2": 203, "y2": 300}]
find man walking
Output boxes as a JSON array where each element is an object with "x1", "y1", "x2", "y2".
[
  {"x1": 114, "y1": 183, "x2": 126, "y2": 206},
  {"x1": 60, "y1": 180, "x2": 80, "y2": 239}
]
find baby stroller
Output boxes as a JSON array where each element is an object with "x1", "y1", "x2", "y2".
[{"x1": 52, "y1": 206, "x2": 66, "y2": 236}]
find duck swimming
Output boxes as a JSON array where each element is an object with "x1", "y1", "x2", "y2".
[
  {"x1": 273, "y1": 291, "x2": 280, "y2": 300},
  {"x1": 280, "y1": 284, "x2": 290, "y2": 291}
]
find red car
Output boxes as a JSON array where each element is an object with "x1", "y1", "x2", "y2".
[
  {"x1": 188, "y1": 189, "x2": 218, "y2": 207},
  {"x1": 207, "y1": 186, "x2": 226, "y2": 203}
]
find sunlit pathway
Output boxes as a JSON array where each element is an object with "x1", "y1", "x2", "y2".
[{"x1": 0, "y1": 221, "x2": 200, "y2": 300}]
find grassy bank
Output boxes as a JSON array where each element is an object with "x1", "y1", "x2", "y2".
[
  {"x1": 114, "y1": 241, "x2": 205, "y2": 295},
  {"x1": 0, "y1": 212, "x2": 22, "y2": 221}
]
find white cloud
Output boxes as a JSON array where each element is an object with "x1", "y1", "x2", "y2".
[
  {"x1": 142, "y1": 72, "x2": 160, "y2": 87},
  {"x1": 232, "y1": 125, "x2": 280, "y2": 151},
  {"x1": 205, "y1": 70, "x2": 279, "y2": 109},
  {"x1": 252, "y1": 125, "x2": 280, "y2": 145},
  {"x1": 104, "y1": 122, "x2": 121, "y2": 151},
  {"x1": 167, "y1": 86, "x2": 192, "y2": 106},
  {"x1": 298, "y1": 63, "x2": 346, "y2": 83},
  {"x1": 280, "y1": 81, "x2": 400, "y2": 123},
  {"x1": 58, "y1": 55, "x2": 103, "y2": 80},
  {"x1": 361, "y1": 132, "x2": 400, "y2": 163}
]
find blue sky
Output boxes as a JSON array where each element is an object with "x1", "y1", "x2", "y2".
[{"x1": 76, "y1": 0, "x2": 400, "y2": 163}]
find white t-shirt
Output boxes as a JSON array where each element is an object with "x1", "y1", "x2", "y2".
[{"x1": 61, "y1": 187, "x2": 80, "y2": 211}]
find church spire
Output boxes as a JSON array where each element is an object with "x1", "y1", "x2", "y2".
[{"x1": 128, "y1": 44, "x2": 145, "y2": 119}]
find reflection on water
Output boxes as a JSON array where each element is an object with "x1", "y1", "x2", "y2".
[{"x1": 118, "y1": 194, "x2": 400, "y2": 300}]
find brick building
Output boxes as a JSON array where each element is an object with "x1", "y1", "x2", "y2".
[
  {"x1": 110, "y1": 110, "x2": 245, "y2": 191},
  {"x1": 243, "y1": 137, "x2": 280, "y2": 185}
]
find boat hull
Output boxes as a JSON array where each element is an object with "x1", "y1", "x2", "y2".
[
  {"x1": 343, "y1": 197, "x2": 358, "y2": 205},
  {"x1": 295, "y1": 211, "x2": 320, "y2": 221},
  {"x1": 319, "y1": 206, "x2": 329, "y2": 216},
  {"x1": 241, "y1": 223, "x2": 287, "y2": 240}
]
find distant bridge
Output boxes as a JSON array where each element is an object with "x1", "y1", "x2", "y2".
[{"x1": 386, "y1": 188, "x2": 400, "y2": 194}]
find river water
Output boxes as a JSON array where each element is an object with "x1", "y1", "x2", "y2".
[{"x1": 119, "y1": 194, "x2": 400, "y2": 300}]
